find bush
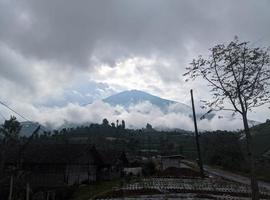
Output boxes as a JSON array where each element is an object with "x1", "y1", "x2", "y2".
[{"x1": 142, "y1": 161, "x2": 156, "y2": 176}]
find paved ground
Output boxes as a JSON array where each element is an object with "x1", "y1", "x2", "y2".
[
  {"x1": 204, "y1": 165, "x2": 270, "y2": 191},
  {"x1": 95, "y1": 193, "x2": 257, "y2": 200},
  {"x1": 184, "y1": 160, "x2": 270, "y2": 191}
]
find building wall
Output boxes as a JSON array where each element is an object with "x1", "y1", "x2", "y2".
[
  {"x1": 161, "y1": 158, "x2": 181, "y2": 170},
  {"x1": 66, "y1": 164, "x2": 97, "y2": 185},
  {"x1": 27, "y1": 165, "x2": 66, "y2": 188},
  {"x1": 123, "y1": 167, "x2": 142, "y2": 176},
  {"x1": 29, "y1": 172, "x2": 65, "y2": 187}
]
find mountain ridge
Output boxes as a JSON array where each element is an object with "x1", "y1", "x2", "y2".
[{"x1": 103, "y1": 89, "x2": 192, "y2": 114}]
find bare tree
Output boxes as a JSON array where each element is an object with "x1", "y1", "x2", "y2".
[{"x1": 184, "y1": 37, "x2": 270, "y2": 200}]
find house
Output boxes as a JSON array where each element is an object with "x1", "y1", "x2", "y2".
[
  {"x1": 3, "y1": 144, "x2": 105, "y2": 188},
  {"x1": 160, "y1": 155, "x2": 185, "y2": 170},
  {"x1": 123, "y1": 159, "x2": 142, "y2": 176},
  {"x1": 99, "y1": 151, "x2": 130, "y2": 179},
  {"x1": 98, "y1": 151, "x2": 143, "y2": 178}
]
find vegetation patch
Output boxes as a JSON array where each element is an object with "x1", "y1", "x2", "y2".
[{"x1": 71, "y1": 180, "x2": 121, "y2": 200}]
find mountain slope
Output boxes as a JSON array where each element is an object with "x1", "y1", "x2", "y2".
[
  {"x1": 249, "y1": 120, "x2": 270, "y2": 156},
  {"x1": 103, "y1": 90, "x2": 192, "y2": 114},
  {"x1": 20, "y1": 121, "x2": 49, "y2": 136}
]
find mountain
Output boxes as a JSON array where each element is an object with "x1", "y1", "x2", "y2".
[
  {"x1": 20, "y1": 121, "x2": 49, "y2": 137},
  {"x1": 103, "y1": 90, "x2": 192, "y2": 114}
]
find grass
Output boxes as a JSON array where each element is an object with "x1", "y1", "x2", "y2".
[{"x1": 71, "y1": 179, "x2": 122, "y2": 200}]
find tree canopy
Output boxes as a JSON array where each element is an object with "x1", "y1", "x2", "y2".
[
  {"x1": 184, "y1": 37, "x2": 270, "y2": 115},
  {"x1": 0, "y1": 116, "x2": 21, "y2": 142},
  {"x1": 184, "y1": 37, "x2": 270, "y2": 200}
]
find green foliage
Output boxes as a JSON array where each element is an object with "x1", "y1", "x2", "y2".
[
  {"x1": 121, "y1": 120, "x2": 125, "y2": 129},
  {"x1": 146, "y1": 123, "x2": 153, "y2": 130},
  {"x1": 142, "y1": 161, "x2": 156, "y2": 176},
  {"x1": 201, "y1": 131, "x2": 246, "y2": 171},
  {"x1": 185, "y1": 37, "x2": 270, "y2": 113},
  {"x1": 255, "y1": 161, "x2": 270, "y2": 182},
  {"x1": 0, "y1": 116, "x2": 21, "y2": 142},
  {"x1": 71, "y1": 180, "x2": 121, "y2": 200},
  {"x1": 102, "y1": 118, "x2": 109, "y2": 126},
  {"x1": 249, "y1": 122, "x2": 270, "y2": 156},
  {"x1": 35, "y1": 122, "x2": 196, "y2": 157}
]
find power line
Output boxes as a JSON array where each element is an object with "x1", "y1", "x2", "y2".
[
  {"x1": 0, "y1": 100, "x2": 48, "y2": 133},
  {"x1": 0, "y1": 101, "x2": 31, "y2": 122},
  {"x1": 0, "y1": 110, "x2": 6, "y2": 121}
]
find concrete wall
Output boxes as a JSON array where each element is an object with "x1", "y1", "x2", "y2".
[
  {"x1": 123, "y1": 167, "x2": 142, "y2": 176},
  {"x1": 161, "y1": 158, "x2": 181, "y2": 170}
]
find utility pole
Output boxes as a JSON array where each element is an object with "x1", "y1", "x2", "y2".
[
  {"x1": 190, "y1": 89, "x2": 204, "y2": 177},
  {"x1": 8, "y1": 175, "x2": 13, "y2": 200},
  {"x1": 26, "y1": 182, "x2": 30, "y2": 200},
  {"x1": 46, "y1": 191, "x2": 50, "y2": 200}
]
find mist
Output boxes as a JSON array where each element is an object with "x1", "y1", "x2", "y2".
[{"x1": 0, "y1": 100, "x2": 245, "y2": 131}]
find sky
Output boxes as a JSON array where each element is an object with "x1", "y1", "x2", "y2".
[{"x1": 0, "y1": 0, "x2": 270, "y2": 130}]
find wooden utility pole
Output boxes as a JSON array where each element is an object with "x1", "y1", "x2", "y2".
[
  {"x1": 46, "y1": 191, "x2": 50, "y2": 200},
  {"x1": 26, "y1": 183, "x2": 30, "y2": 200},
  {"x1": 190, "y1": 89, "x2": 204, "y2": 177},
  {"x1": 8, "y1": 175, "x2": 13, "y2": 200}
]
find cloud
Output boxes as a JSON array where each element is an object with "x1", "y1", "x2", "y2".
[
  {"x1": 1, "y1": 0, "x2": 270, "y2": 68},
  {"x1": 0, "y1": 43, "x2": 78, "y2": 104},
  {"x1": 0, "y1": 0, "x2": 269, "y2": 126},
  {"x1": 39, "y1": 79, "x2": 116, "y2": 107},
  {"x1": 0, "y1": 99, "x2": 246, "y2": 132}
]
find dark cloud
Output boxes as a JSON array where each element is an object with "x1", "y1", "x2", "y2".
[
  {"x1": 1, "y1": 0, "x2": 269, "y2": 69},
  {"x1": 0, "y1": 43, "x2": 34, "y2": 88}
]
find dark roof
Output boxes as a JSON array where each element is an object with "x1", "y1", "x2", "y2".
[
  {"x1": 3, "y1": 144, "x2": 104, "y2": 166},
  {"x1": 98, "y1": 150, "x2": 129, "y2": 167}
]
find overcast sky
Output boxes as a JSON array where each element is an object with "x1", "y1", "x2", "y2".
[{"x1": 0, "y1": 0, "x2": 270, "y2": 129}]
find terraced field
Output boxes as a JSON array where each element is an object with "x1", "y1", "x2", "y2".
[{"x1": 93, "y1": 178, "x2": 270, "y2": 199}]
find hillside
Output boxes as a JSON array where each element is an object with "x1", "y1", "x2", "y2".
[{"x1": 250, "y1": 120, "x2": 270, "y2": 156}]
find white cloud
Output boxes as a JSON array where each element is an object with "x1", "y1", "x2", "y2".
[{"x1": 0, "y1": 99, "x2": 248, "y2": 131}]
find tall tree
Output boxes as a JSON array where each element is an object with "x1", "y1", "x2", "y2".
[
  {"x1": 184, "y1": 37, "x2": 270, "y2": 200},
  {"x1": 146, "y1": 123, "x2": 153, "y2": 130},
  {"x1": 1, "y1": 116, "x2": 21, "y2": 142},
  {"x1": 111, "y1": 122, "x2": 116, "y2": 128},
  {"x1": 102, "y1": 118, "x2": 109, "y2": 127},
  {"x1": 0, "y1": 116, "x2": 21, "y2": 177},
  {"x1": 121, "y1": 120, "x2": 125, "y2": 129}
]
